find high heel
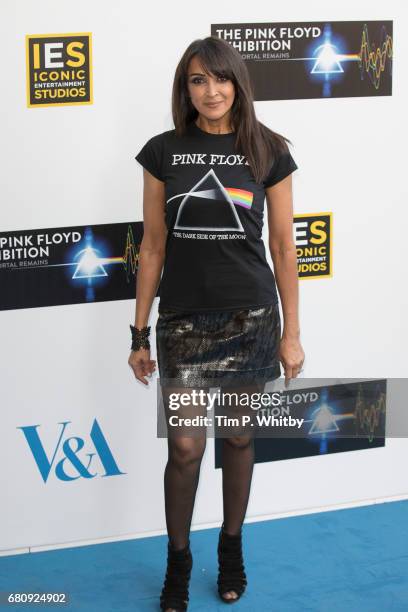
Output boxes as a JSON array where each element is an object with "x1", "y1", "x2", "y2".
[
  {"x1": 217, "y1": 523, "x2": 247, "y2": 604},
  {"x1": 160, "y1": 540, "x2": 193, "y2": 611}
]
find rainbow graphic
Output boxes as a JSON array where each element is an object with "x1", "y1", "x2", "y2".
[{"x1": 225, "y1": 187, "x2": 253, "y2": 209}]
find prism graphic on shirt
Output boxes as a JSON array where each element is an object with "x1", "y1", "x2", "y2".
[{"x1": 168, "y1": 169, "x2": 253, "y2": 232}]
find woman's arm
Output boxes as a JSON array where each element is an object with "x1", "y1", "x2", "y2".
[
  {"x1": 128, "y1": 168, "x2": 167, "y2": 385},
  {"x1": 134, "y1": 168, "x2": 167, "y2": 328},
  {"x1": 265, "y1": 174, "x2": 305, "y2": 380}
]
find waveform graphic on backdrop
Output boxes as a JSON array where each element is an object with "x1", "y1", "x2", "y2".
[
  {"x1": 358, "y1": 23, "x2": 393, "y2": 89},
  {"x1": 121, "y1": 224, "x2": 140, "y2": 281}
]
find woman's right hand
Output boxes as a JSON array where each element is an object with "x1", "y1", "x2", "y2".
[{"x1": 128, "y1": 348, "x2": 157, "y2": 385}]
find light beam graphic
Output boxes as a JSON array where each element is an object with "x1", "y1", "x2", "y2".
[{"x1": 304, "y1": 22, "x2": 393, "y2": 96}]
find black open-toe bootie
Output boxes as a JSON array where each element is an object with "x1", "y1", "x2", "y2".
[
  {"x1": 217, "y1": 523, "x2": 247, "y2": 604},
  {"x1": 160, "y1": 540, "x2": 193, "y2": 611}
]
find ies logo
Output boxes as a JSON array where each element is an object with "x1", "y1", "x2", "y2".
[
  {"x1": 26, "y1": 32, "x2": 93, "y2": 107},
  {"x1": 294, "y1": 212, "x2": 332, "y2": 279}
]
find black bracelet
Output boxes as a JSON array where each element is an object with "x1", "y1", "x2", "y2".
[{"x1": 130, "y1": 324, "x2": 151, "y2": 351}]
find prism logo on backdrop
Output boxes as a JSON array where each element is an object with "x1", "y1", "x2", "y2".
[{"x1": 17, "y1": 418, "x2": 125, "y2": 483}]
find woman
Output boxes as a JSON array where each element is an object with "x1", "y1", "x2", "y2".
[{"x1": 128, "y1": 35, "x2": 305, "y2": 611}]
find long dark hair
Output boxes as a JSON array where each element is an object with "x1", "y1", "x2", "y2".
[{"x1": 172, "y1": 35, "x2": 293, "y2": 184}]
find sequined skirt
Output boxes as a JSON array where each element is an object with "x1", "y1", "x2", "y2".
[{"x1": 155, "y1": 302, "x2": 281, "y2": 388}]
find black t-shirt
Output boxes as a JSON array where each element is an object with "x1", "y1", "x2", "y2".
[{"x1": 135, "y1": 121, "x2": 298, "y2": 313}]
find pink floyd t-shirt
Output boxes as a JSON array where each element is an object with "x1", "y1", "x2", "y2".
[{"x1": 135, "y1": 121, "x2": 298, "y2": 313}]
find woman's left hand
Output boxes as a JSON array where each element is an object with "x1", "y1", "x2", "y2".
[{"x1": 278, "y1": 334, "x2": 305, "y2": 384}]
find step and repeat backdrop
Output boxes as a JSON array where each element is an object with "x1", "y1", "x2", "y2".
[{"x1": 1, "y1": 3, "x2": 405, "y2": 553}]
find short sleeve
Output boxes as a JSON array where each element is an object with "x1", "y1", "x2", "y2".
[
  {"x1": 263, "y1": 148, "x2": 298, "y2": 188},
  {"x1": 134, "y1": 134, "x2": 164, "y2": 181}
]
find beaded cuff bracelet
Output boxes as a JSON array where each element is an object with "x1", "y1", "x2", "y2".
[{"x1": 130, "y1": 324, "x2": 151, "y2": 351}]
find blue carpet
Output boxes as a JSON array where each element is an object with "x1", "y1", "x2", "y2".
[{"x1": 0, "y1": 500, "x2": 407, "y2": 611}]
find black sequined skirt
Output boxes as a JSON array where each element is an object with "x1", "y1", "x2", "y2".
[{"x1": 155, "y1": 302, "x2": 282, "y2": 388}]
